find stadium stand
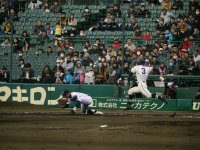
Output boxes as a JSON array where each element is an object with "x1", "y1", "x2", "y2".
[{"x1": 0, "y1": 0, "x2": 200, "y2": 85}]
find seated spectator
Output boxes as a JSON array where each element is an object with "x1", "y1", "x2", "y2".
[
  {"x1": 61, "y1": 38, "x2": 73, "y2": 50},
  {"x1": 34, "y1": 20, "x2": 45, "y2": 35},
  {"x1": 40, "y1": 65, "x2": 54, "y2": 84},
  {"x1": 68, "y1": 46, "x2": 74, "y2": 57},
  {"x1": 45, "y1": 22, "x2": 53, "y2": 35},
  {"x1": 54, "y1": 23, "x2": 62, "y2": 38},
  {"x1": 46, "y1": 46, "x2": 53, "y2": 56},
  {"x1": 36, "y1": 48, "x2": 44, "y2": 56},
  {"x1": 116, "y1": 49, "x2": 123, "y2": 66},
  {"x1": 151, "y1": 56, "x2": 160, "y2": 74},
  {"x1": 164, "y1": 29, "x2": 173, "y2": 44},
  {"x1": 161, "y1": 0, "x2": 172, "y2": 11},
  {"x1": 21, "y1": 63, "x2": 35, "y2": 83},
  {"x1": 193, "y1": 49, "x2": 200, "y2": 65},
  {"x1": 62, "y1": 54, "x2": 74, "y2": 75},
  {"x1": 8, "y1": 8, "x2": 18, "y2": 21},
  {"x1": 67, "y1": 27, "x2": 78, "y2": 37},
  {"x1": 54, "y1": 68, "x2": 65, "y2": 84},
  {"x1": 134, "y1": 27, "x2": 143, "y2": 40},
  {"x1": 50, "y1": 0, "x2": 62, "y2": 13},
  {"x1": 123, "y1": 61, "x2": 130, "y2": 74},
  {"x1": 112, "y1": 38, "x2": 121, "y2": 50},
  {"x1": 158, "y1": 62, "x2": 167, "y2": 75},
  {"x1": 4, "y1": 19, "x2": 11, "y2": 35},
  {"x1": 190, "y1": 27, "x2": 200, "y2": 39},
  {"x1": 96, "y1": 18, "x2": 107, "y2": 31},
  {"x1": 107, "y1": 16, "x2": 118, "y2": 31},
  {"x1": 167, "y1": 58, "x2": 176, "y2": 74},
  {"x1": 53, "y1": 59, "x2": 64, "y2": 73},
  {"x1": 68, "y1": 14, "x2": 77, "y2": 27},
  {"x1": 1, "y1": 37, "x2": 11, "y2": 47},
  {"x1": 189, "y1": 0, "x2": 199, "y2": 11},
  {"x1": 126, "y1": 17, "x2": 139, "y2": 31},
  {"x1": 52, "y1": 39, "x2": 61, "y2": 47},
  {"x1": 18, "y1": 58, "x2": 25, "y2": 71},
  {"x1": 106, "y1": 46, "x2": 117, "y2": 62},
  {"x1": 13, "y1": 37, "x2": 21, "y2": 53},
  {"x1": 28, "y1": 0, "x2": 42, "y2": 9},
  {"x1": 107, "y1": 61, "x2": 120, "y2": 84},
  {"x1": 163, "y1": 82, "x2": 177, "y2": 99},
  {"x1": 81, "y1": 6, "x2": 92, "y2": 24},
  {"x1": 137, "y1": 5, "x2": 151, "y2": 18},
  {"x1": 95, "y1": 57, "x2": 109, "y2": 84},
  {"x1": 73, "y1": 61, "x2": 85, "y2": 84},
  {"x1": 43, "y1": 0, "x2": 50, "y2": 12},
  {"x1": 0, "y1": 67, "x2": 9, "y2": 82},
  {"x1": 194, "y1": 8, "x2": 200, "y2": 30},
  {"x1": 173, "y1": 60, "x2": 188, "y2": 75},
  {"x1": 104, "y1": 12, "x2": 112, "y2": 24},
  {"x1": 160, "y1": 9, "x2": 175, "y2": 25},
  {"x1": 21, "y1": 30, "x2": 30, "y2": 46},
  {"x1": 89, "y1": 44, "x2": 100, "y2": 55},
  {"x1": 172, "y1": 0, "x2": 183, "y2": 10},
  {"x1": 22, "y1": 42, "x2": 31, "y2": 53},
  {"x1": 188, "y1": 59, "x2": 199, "y2": 75},
  {"x1": 56, "y1": 46, "x2": 64, "y2": 57},
  {"x1": 73, "y1": 51, "x2": 80, "y2": 64},
  {"x1": 37, "y1": 30, "x2": 49, "y2": 45},
  {"x1": 180, "y1": 37, "x2": 192, "y2": 54},
  {"x1": 127, "y1": 5, "x2": 137, "y2": 18},
  {"x1": 111, "y1": 4, "x2": 122, "y2": 18},
  {"x1": 156, "y1": 17, "x2": 169, "y2": 32},
  {"x1": 124, "y1": 38, "x2": 136, "y2": 52},
  {"x1": 143, "y1": 31, "x2": 152, "y2": 44},
  {"x1": 85, "y1": 63, "x2": 95, "y2": 84},
  {"x1": 95, "y1": 38, "x2": 104, "y2": 49},
  {"x1": 177, "y1": 17, "x2": 188, "y2": 35},
  {"x1": 81, "y1": 52, "x2": 93, "y2": 67},
  {"x1": 57, "y1": 12, "x2": 68, "y2": 29}
]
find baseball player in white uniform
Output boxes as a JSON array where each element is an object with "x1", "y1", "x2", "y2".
[
  {"x1": 58, "y1": 90, "x2": 103, "y2": 115},
  {"x1": 126, "y1": 59, "x2": 168, "y2": 110}
]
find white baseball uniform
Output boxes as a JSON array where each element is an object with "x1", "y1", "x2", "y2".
[
  {"x1": 71, "y1": 92, "x2": 93, "y2": 105},
  {"x1": 128, "y1": 65, "x2": 153, "y2": 98},
  {"x1": 70, "y1": 92, "x2": 93, "y2": 113}
]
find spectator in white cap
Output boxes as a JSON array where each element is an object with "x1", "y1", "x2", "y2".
[
  {"x1": 53, "y1": 59, "x2": 64, "y2": 74},
  {"x1": 68, "y1": 46, "x2": 74, "y2": 57}
]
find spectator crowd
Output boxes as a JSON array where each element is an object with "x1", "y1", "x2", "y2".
[{"x1": 0, "y1": 0, "x2": 200, "y2": 85}]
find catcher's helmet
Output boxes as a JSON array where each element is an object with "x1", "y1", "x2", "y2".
[{"x1": 62, "y1": 89, "x2": 69, "y2": 96}]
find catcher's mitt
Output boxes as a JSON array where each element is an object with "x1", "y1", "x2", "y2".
[{"x1": 57, "y1": 98, "x2": 69, "y2": 107}]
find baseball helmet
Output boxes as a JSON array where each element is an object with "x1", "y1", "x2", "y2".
[
  {"x1": 136, "y1": 59, "x2": 144, "y2": 65},
  {"x1": 62, "y1": 89, "x2": 70, "y2": 96}
]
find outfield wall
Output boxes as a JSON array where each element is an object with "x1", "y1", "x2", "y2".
[{"x1": 0, "y1": 83, "x2": 199, "y2": 112}]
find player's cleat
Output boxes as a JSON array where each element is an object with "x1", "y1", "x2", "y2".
[
  {"x1": 94, "y1": 111, "x2": 104, "y2": 115},
  {"x1": 70, "y1": 110, "x2": 75, "y2": 115},
  {"x1": 158, "y1": 96, "x2": 168, "y2": 105}
]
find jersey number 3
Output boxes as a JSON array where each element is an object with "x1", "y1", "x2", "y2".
[{"x1": 141, "y1": 68, "x2": 146, "y2": 74}]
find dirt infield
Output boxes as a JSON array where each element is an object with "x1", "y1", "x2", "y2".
[{"x1": 0, "y1": 102, "x2": 200, "y2": 150}]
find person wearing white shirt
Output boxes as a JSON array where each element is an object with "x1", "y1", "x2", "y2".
[
  {"x1": 58, "y1": 90, "x2": 103, "y2": 115},
  {"x1": 160, "y1": 9, "x2": 175, "y2": 25},
  {"x1": 126, "y1": 59, "x2": 168, "y2": 110}
]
